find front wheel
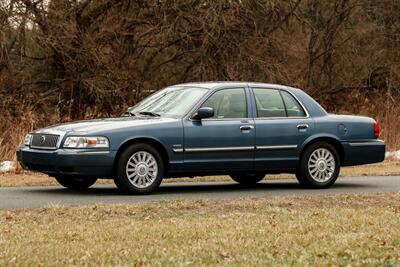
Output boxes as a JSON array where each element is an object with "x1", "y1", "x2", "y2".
[
  {"x1": 296, "y1": 142, "x2": 340, "y2": 188},
  {"x1": 113, "y1": 143, "x2": 164, "y2": 195},
  {"x1": 55, "y1": 176, "x2": 97, "y2": 190},
  {"x1": 230, "y1": 173, "x2": 265, "y2": 185}
]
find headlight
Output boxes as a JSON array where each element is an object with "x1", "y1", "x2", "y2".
[
  {"x1": 63, "y1": 136, "x2": 109, "y2": 149},
  {"x1": 24, "y1": 134, "x2": 32, "y2": 146}
]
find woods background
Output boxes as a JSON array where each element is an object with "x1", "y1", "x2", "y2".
[{"x1": 0, "y1": 0, "x2": 399, "y2": 162}]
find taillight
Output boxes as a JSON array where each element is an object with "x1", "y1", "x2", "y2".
[{"x1": 373, "y1": 121, "x2": 380, "y2": 139}]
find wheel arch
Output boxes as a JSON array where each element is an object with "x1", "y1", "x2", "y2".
[
  {"x1": 112, "y1": 137, "x2": 170, "y2": 176},
  {"x1": 299, "y1": 135, "x2": 344, "y2": 166}
]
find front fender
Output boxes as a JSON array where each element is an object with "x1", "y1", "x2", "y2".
[
  {"x1": 114, "y1": 134, "x2": 183, "y2": 173},
  {"x1": 118, "y1": 135, "x2": 166, "y2": 151}
]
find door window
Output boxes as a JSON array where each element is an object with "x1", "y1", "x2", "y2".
[
  {"x1": 253, "y1": 89, "x2": 306, "y2": 118},
  {"x1": 253, "y1": 89, "x2": 286, "y2": 117},
  {"x1": 201, "y1": 88, "x2": 247, "y2": 119}
]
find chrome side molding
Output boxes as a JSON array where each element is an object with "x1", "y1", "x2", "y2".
[
  {"x1": 256, "y1": 145, "x2": 298, "y2": 150},
  {"x1": 173, "y1": 144, "x2": 298, "y2": 153},
  {"x1": 185, "y1": 146, "x2": 254, "y2": 153},
  {"x1": 348, "y1": 141, "x2": 385, "y2": 147}
]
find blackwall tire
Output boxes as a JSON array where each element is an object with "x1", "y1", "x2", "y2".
[
  {"x1": 55, "y1": 176, "x2": 97, "y2": 190},
  {"x1": 230, "y1": 173, "x2": 265, "y2": 185}
]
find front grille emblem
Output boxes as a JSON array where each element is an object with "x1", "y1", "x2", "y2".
[{"x1": 40, "y1": 135, "x2": 46, "y2": 144}]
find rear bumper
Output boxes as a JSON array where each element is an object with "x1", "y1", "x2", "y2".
[
  {"x1": 17, "y1": 147, "x2": 116, "y2": 178},
  {"x1": 341, "y1": 140, "x2": 385, "y2": 166}
]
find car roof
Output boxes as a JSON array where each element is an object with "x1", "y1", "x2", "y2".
[
  {"x1": 171, "y1": 81, "x2": 328, "y2": 117},
  {"x1": 173, "y1": 81, "x2": 295, "y2": 91}
]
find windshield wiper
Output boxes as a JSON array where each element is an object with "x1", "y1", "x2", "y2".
[
  {"x1": 121, "y1": 111, "x2": 136, "y2": 117},
  {"x1": 139, "y1": 111, "x2": 160, "y2": 117}
]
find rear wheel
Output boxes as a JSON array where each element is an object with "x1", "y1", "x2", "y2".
[
  {"x1": 296, "y1": 142, "x2": 340, "y2": 188},
  {"x1": 113, "y1": 143, "x2": 164, "y2": 195},
  {"x1": 55, "y1": 176, "x2": 97, "y2": 190},
  {"x1": 230, "y1": 173, "x2": 265, "y2": 185}
]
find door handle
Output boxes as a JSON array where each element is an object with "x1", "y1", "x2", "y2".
[
  {"x1": 240, "y1": 125, "x2": 254, "y2": 131},
  {"x1": 297, "y1": 124, "x2": 309, "y2": 130}
]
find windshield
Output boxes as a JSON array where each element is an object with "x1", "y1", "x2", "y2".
[{"x1": 128, "y1": 86, "x2": 208, "y2": 118}]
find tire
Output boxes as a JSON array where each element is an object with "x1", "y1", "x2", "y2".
[
  {"x1": 55, "y1": 176, "x2": 97, "y2": 190},
  {"x1": 113, "y1": 143, "x2": 164, "y2": 195},
  {"x1": 296, "y1": 142, "x2": 340, "y2": 189},
  {"x1": 230, "y1": 173, "x2": 265, "y2": 185}
]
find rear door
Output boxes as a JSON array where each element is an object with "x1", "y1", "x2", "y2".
[
  {"x1": 251, "y1": 87, "x2": 313, "y2": 170},
  {"x1": 182, "y1": 87, "x2": 255, "y2": 172}
]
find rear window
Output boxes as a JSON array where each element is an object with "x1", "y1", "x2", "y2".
[{"x1": 281, "y1": 91, "x2": 306, "y2": 117}]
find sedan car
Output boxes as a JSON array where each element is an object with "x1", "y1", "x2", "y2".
[{"x1": 17, "y1": 82, "x2": 385, "y2": 194}]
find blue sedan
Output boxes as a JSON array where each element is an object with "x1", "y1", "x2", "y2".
[{"x1": 17, "y1": 82, "x2": 385, "y2": 194}]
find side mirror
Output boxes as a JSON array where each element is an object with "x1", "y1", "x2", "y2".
[{"x1": 192, "y1": 107, "x2": 214, "y2": 120}]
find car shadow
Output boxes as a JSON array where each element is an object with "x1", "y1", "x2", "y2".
[{"x1": 24, "y1": 179, "x2": 376, "y2": 197}]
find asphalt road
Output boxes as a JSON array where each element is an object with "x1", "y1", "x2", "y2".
[{"x1": 1, "y1": 176, "x2": 399, "y2": 210}]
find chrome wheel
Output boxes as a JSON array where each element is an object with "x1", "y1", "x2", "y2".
[
  {"x1": 126, "y1": 151, "x2": 158, "y2": 188},
  {"x1": 308, "y1": 148, "x2": 335, "y2": 182}
]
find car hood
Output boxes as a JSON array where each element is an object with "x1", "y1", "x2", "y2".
[{"x1": 33, "y1": 116, "x2": 178, "y2": 134}]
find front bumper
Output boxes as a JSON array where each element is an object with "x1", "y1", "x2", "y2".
[
  {"x1": 17, "y1": 147, "x2": 117, "y2": 178},
  {"x1": 342, "y1": 140, "x2": 385, "y2": 166}
]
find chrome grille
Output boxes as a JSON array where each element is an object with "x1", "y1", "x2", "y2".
[{"x1": 31, "y1": 134, "x2": 59, "y2": 149}]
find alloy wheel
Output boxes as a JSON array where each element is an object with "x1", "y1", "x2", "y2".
[
  {"x1": 125, "y1": 151, "x2": 158, "y2": 188},
  {"x1": 307, "y1": 148, "x2": 336, "y2": 182}
]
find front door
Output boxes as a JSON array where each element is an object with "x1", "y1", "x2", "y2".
[
  {"x1": 251, "y1": 87, "x2": 313, "y2": 171},
  {"x1": 183, "y1": 88, "x2": 255, "y2": 172}
]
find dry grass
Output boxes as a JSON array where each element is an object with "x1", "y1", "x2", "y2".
[
  {"x1": 0, "y1": 112, "x2": 40, "y2": 164},
  {"x1": 356, "y1": 95, "x2": 400, "y2": 151},
  {"x1": 0, "y1": 173, "x2": 56, "y2": 187},
  {"x1": 0, "y1": 193, "x2": 400, "y2": 266},
  {"x1": 1, "y1": 160, "x2": 398, "y2": 187}
]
